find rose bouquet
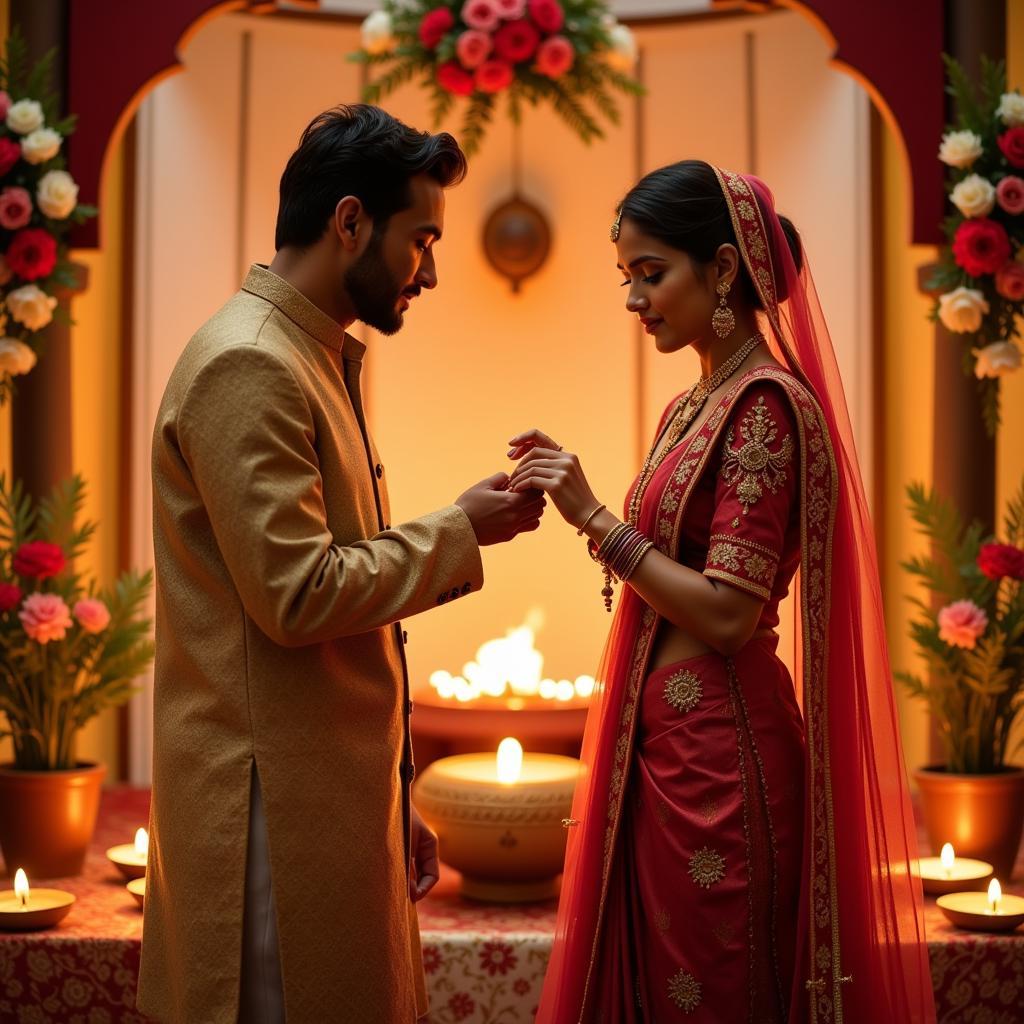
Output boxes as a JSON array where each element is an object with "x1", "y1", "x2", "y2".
[
  {"x1": 929, "y1": 57, "x2": 1024, "y2": 435},
  {"x1": 350, "y1": 0, "x2": 643, "y2": 155},
  {"x1": 0, "y1": 474, "x2": 153, "y2": 771},
  {"x1": 0, "y1": 30, "x2": 96, "y2": 404},
  {"x1": 897, "y1": 479, "x2": 1024, "y2": 773}
]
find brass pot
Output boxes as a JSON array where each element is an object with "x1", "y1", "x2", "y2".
[
  {"x1": 915, "y1": 766, "x2": 1024, "y2": 881},
  {"x1": 0, "y1": 762, "x2": 106, "y2": 879}
]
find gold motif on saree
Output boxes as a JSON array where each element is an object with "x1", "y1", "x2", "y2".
[
  {"x1": 720, "y1": 395, "x2": 794, "y2": 514},
  {"x1": 700, "y1": 796, "x2": 719, "y2": 824},
  {"x1": 655, "y1": 907, "x2": 671, "y2": 932},
  {"x1": 712, "y1": 921, "x2": 735, "y2": 946},
  {"x1": 688, "y1": 846, "x2": 726, "y2": 888},
  {"x1": 664, "y1": 670, "x2": 702, "y2": 714},
  {"x1": 667, "y1": 970, "x2": 702, "y2": 1013}
]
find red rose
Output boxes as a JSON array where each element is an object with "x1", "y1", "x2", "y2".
[
  {"x1": 0, "y1": 581, "x2": 22, "y2": 612},
  {"x1": 493, "y1": 19, "x2": 540, "y2": 63},
  {"x1": 0, "y1": 137, "x2": 20, "y2": 176},
  {"x1": 12, "y1": 541, "x2": 66, "y2": 579},
  {"x1": 977, "y1": 542, "x2": 1024, "y2": 580},
  {"x1": 998, "y1": 126, "x2": 1024, "y2": 169},
  {"x1": 475, "y1": 60, "x2": 514, "y2": 94},
  {"x1": 437, "y1": 61, "x2": 475, "y2": 97},
  {"x1": 419, "y1": 7, "x2": 455, "y2": 49},
  {"x1": 5, "y1": 228, "x2": 57, "y2": 281},
  {"x1": 528, "y1": 0, "x2": 563, "y2": 33},
  {"x1": 995, "y1": 260, "x2": 1024, "y2": 301},
  {"x1": 952, "y1": 217, "x2": 1012, "y2": 277}
]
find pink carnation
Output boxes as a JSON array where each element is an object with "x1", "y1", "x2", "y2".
[
  {"x1": 937, "y1": 599, "x2": 988, "y2": 649},
  {"x1": 0, "y1": 187, "x2": 33, "y2": 230},
  {"x1": 0, "y1": 92, "x2": 11, "y2": 121},
  {"x1": 534, "y1": 34, "x2": 574, "y2": 78},
  {"x1": 0, "y1": 582, "x2": 22, "y2": 613},
  {"x1": 996, "y1": 175, "x2": 1024, "y2": 215},
  {"x1": 462, "y1": 0, "x2": 500, "y2": 32},
  {"x1": 19, "y1": 593, "x2": 73, "y2": 644},
  {"x1": 456, "y1": 29, "x2": 493, "y2": 69},
  {"x1": 74, "y1": 597, "x2": 111, "y2": 634}
]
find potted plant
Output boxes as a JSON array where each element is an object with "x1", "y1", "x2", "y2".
[
  {"x1": 897, "y1": 480, "x2": 1024, "y2": 879},
  {"x1": 0, "y1": 474, "x2": 153, "y2": 878}
]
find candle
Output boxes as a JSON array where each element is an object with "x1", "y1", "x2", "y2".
[
  {"x1": 127, "y1": 876, "x2": 146, "y2": 909},
  {"x1": 915, "y1": 842, "x2": 993, "y2": 895},
  {"x1": 0, "y1": 869, "x2": 75, "y2": 931},
  {"x1": 937, "y1": 877, "x2": 1024, "y2": 933},
  {"x1": 107, "y1": 827, "x2": 149, "y2": 880}
]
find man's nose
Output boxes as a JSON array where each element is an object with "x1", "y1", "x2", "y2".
[{"x1": 417, "y1": 251, "x2": 438, "y2": 290}]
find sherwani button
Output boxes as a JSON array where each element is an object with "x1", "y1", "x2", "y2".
[
  {"x1": 461, "y1": 582, "x2": 471, "y2": 595},
  {"x1": 375, "y1": 463, "x2": 383, "y2": 479},
  {"x1": 407, "y1": 699, "x2": 414, "y2": 715},
  {"x1": 402, "y1": 630, "x2": 408, "y2": 644},
  {"x1": 449, "y1": 588, "x2": 460, "y2": 601},
  {"x1": 438, "y1": 593, "x2": 447, "y2": 604}
]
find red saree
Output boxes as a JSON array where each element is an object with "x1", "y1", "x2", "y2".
[{"x1": 536, "y1": 171, "x2": 936, "y2": 1024}]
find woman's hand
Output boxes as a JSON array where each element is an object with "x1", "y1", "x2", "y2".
[
  {"x1": 409, "y1": 804, "x2": 439, "y2": 903},
  {"x1": 507, "y1": 429, "x2": 602, "y2": 529}
]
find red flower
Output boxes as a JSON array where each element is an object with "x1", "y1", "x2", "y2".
[
  {"x1": 998, "y1": 126, "x2": 1024, "y2": 169},
  {"x1": 0, "y1": 581, "x2": 22, "y2": 612},
  {"x1": 0, "y1": 137, "x2": 21, "y2": 176},
  {"x1": 421, "y1": 944, "x2": 443, "y2": 974},
  {"x1": 494, "y1": 19, "x2": 540, "y2": 63},
  {"x1": 996, "y1": 260, "x2": 1024, "y2": 301},
  {"x1": 977, "y1": 542, "x2": 1024, "y2": 580},
  {"x1": 6, "y1": 228, "x2": 57, "y2": 281},
  {"x1": 419, "y1": 7, "x2": 455, "y2": 49},
  {"x1": 535, "y1": 34, "x2": 574, "y2": 78},
  {"x1": 12, "y1": 541, "x2": 66, "y2": 579},
  {"x1": 514, "y1": 977, "x2": 531, "y2": 996},
  {"x1": 437, "y1": 61, "x2": 475, "y2": 97},
  {"x1": 448, "y1": 992, "x2": 475, "y2": 1021},
  {"x1": 475, "y1": 60, "x2": 514, "y2": 94},
  {"x1": 528, "y1": 0, "x2": 564, "y2": 33},
  {"x1": 479, "y1": 940, "x2": 518, "y2": 975},
  {"x1": 952, "y1": 218, "x2": 1011, "y2": 277}
]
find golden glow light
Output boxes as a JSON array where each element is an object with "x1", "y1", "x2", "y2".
[
  {"x1": 496, "y1": 737, "x2": 524, "y2": 784},
  {"x1": 13, "y1": 869, "x2": 28, "y2": 908},
  {"x1": 940, "y1": 843, "x2": 955, "y2": 875},
  {"x1": 988, "y1": 877, "x2": 1002, "y2": 913},
  {"x1": 135, "y1": 828, "x2": 149, "y2": 858}
]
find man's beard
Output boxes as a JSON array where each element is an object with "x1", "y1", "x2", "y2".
[{"x1": 344, "y1": 229, "x2": 405, "y2": 336}]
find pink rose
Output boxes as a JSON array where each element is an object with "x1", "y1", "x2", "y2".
[
  {"x1": 462, "y1": 0, "x2": 500, "y2": 32},
  {"x1": 534, "y1": 34, "x2": 574, "y2": 78},
  {"x1": 937, "y1": 599, "x2": 988, "y2": 649},
  {"x1": 0, "y1": 137, "x2": 20, "y2": 177},
  {"x1": 74, "y1": 597, "x2": 111, "y2": 634},
  {"x1": 0, "y1": 582, "x2": 21, "y2": 613},
  {"x1": 456, "y1": 29, "x2": 493, "y2": 69},
  {"x1": 998, "y1": 127, "x2": 1024, "y2": 169},
  {"x1": 0, "y1": 187, "x2": 32, "y2": 230},
  {"x1": 494, "y1": 0, "x2": 527, "y2": 17},
  {"x1": 475, "y1": 60, "x2": 514, "y2": 93},
  {"x1": 19, "y1": 592, "x2": 73, "y2": 644},
  {"x1": 996, "y1": 175, "x2": 1024, "y2": 215},
  {"x1": 0, "y1": 92, "x2": 11, "y2": 121},
  {"x1": 995, "y1": 260, "x2": 1024, "y2": 301}
]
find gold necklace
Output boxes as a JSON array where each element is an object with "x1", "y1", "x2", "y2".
[{"x1": 627, "y1": 333, "x2": 763, "y2": 527}]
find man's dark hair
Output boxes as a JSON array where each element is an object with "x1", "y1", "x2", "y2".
[{"x1": 274, "y1": 104, "x2": 468, "y2": 250}]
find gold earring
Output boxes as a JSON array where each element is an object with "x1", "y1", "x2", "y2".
[{"x1": 712, "y1": 281, "x2": 735, "y2": 338}]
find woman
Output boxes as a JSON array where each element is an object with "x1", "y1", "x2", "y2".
[{"x1": 507, "y1": 161, "x2": 936, "y2": 1023}]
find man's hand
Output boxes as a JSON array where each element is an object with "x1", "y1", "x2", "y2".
[
  {"x1": 455, "y1": 472, "x2": 546, "y2": 546},
  {"x1": 409, "y1": 804, "x2": 439, "y2": 903}
]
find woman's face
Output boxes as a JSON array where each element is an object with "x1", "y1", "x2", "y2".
[{"x1": 614, "y1": 217, "x2": 717, "y2": 354}]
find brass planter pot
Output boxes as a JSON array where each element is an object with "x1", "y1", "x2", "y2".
[
  {"x1": 915, "y1": 766, "x2": 1024, "y2": 881},
  {"x1": 0, "y1": 762, "x2": 106, "y2": 879}
]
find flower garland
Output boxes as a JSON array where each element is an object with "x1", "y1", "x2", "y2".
[
  {"x1": 0, "y1": 31, "x2": 96, "y2": 405},
  {"x1": 930, "y1": 57, "x2": 1024, "y2": 436},
  {"x1": 351, "y1": 0, "x2": 643, "y2": 156}
]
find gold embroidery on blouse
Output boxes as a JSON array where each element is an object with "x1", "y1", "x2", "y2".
[
  {"x1": 731, "y1": 517, "x2": 740, "y2": 529},
  {"x1": 688, "y1": 846, "x2": 726, "y2": 888},
  {"x1": 708, "y1": 541, "x2": 742, "y2": 572},
  {"x1": 720, "y1": 395, "x2": 794, "y2": 515},
  {"x1": 663, "y1": 669, "x2": 703, "y2": 714},
  {"x1": 668, "y1": 970, "x2": 702, "y2": 1013},
  {"x1": 744, "y1": 552, "x2": 773, "y2": 583}
]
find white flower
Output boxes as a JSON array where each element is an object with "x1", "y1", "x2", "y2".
[
  {"x1": 937, "y1": 286, "x2": 989, "y2": 333},
  {"x1": 360, "y1": 10, "x2": 396, "y2": 55},
  {"x1": 975, "y1": 341, "x2": 1022, "y2": 378},
  {"x1": 939, "y1": 129, "x2": 983, "y2": 168},
  {"x1": 36, "y1": 169, "x2": 78, "y2": 219},
  {"x1": 950, "y1": 173, "x2": 996, "y2": 218},
  {"x1": 7, "y1": 284, "x2": 57, "y2": 331},
  {"x1": 21, "y1": 127, "x2": 61, "y2": 165},
  {"x1": 997, "y1": 91, "x2": 1024, "y2": 128},
  {"x1": 605, "y1": 23, "x2": 637, "y2": 72},
  {"x1": 5, "y1": 99, "x2": 44, "y2": 135},
  {"x1": 0, "y1": 338, "x2": 37, "y2": 376}
]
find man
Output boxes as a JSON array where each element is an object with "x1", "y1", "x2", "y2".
[{"x1": 138, "y1": 105, "x2": 544, "y2": 1023}]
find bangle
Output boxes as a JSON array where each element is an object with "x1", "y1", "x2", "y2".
[{"x1": 576, "y1": 503, "x2": 606, "y2": 536}]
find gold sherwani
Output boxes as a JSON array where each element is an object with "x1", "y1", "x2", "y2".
[{"x1": 138, "y1": 265, "x2": 483, "y2": 1023}]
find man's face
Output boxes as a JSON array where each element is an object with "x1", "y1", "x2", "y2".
[{"x1": 345, "y1": 174, "x2": 444, "y2": 335}]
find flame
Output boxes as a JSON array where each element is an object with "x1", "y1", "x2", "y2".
[
  {"x1": 988, "y1": 877, "x2": 1002, "y2": 912},
  {"x1": 496, "y1": 737, "x2": 523, "y2": 784},
  {"x1": 135, "y1": 828, "x2": 149, "y2": 858},
  {"x1": 13, "y1": 869, "x2": 28, "y2": 907},
  {"x1": 940, "y1": 843, "x2": 955, "y2": 873}
]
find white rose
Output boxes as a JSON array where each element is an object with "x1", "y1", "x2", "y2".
[
  {"x1": 21, "y1": 127, "x2": 61, "y2": 165},
  {"x1": 975, "y1": 341, "x2": 1022, "y2": 378},
  {"x1": 939, "y1": 129, "x2": 983, "y2": 168},
  {"x1": 950, "y1": 173, "x2": 996, "y2": 218},
  {"x1": 361, "y1": 11, "x2": 396, "y2": 55},
  {"x1": 7, "y1": 284, "x2": 57, "y2": 331},
  {"x1": 605, "y1": 24, "x2": 637, "y2": 72},
  {"x1": 0, "y1": 338, "x2": 37, "y2": 376},
  {"x1": 5, "y1": 99, "x2": 44, "y2": 135},
  {"x1": 937, "y1": 286, "x2": 989, "y2": 333},
  {"x1": 36, "y1": 169, "x2": 78, "y2": 220},
  {"x1": 997, "y1": 92, "x2": 1024, "y2": 128}
]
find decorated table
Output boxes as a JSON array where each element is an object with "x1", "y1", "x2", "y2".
[{"x1": 0, "y1": 787, "x2": 1021, "y2": 1024}]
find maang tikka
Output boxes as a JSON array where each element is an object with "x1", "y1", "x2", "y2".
[
  {"x1": 712, "y1": 280, "x2": 735, "y2": 338},
  {"x1": 610, "y1": 205, "x2": 623, "y2": 242}
]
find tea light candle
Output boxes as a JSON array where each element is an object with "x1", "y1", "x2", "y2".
[
  {"x1": 107, "y1": 827, "x2": 149, "y2": 880},
  {"x1": 127, "y1": 877, "x2": 146, "y2": 909},
  {"x1": 0, "y1": 869, "x2": 75, "y2": 931},
  {"x1": 916, "y1": 842, "x2": 993, "y2": 895},
  {"x1": 937, "y1": 878, "x2": 1024, "y2": 933}
]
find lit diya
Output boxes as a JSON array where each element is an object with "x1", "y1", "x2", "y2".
[
  {"x1": 915, "y1": 843, "x2": 993, "y2": 896},
  {"x1": 127, "y1": 877, "x2": 146, "y2": 908},
  {"x1": 0, "y1": 869, "x2": 75, "y2": 931},
  {"x1": 107, "y1": 827, "x2": 149, "y2": 880},
  {"x1": 938, "y1": 878, "x2": 1024, "y2": 933}
]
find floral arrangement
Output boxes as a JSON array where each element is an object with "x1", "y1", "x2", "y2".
[
  {"x1": 930, "y1": 57, "x2": 1024, "y2": 435},
  {"x1": 897, "y1": 479, "x2": 1024, "y2": 774},
  {"x1": 0, "y1": 30, "x2": 96, "y2": 404},
  {"x1": 351, "y1": 0, "x2": 643, "y2": 155},
  {"x1": 0, "y1": 475, "x2": 153, "y2": 771}
]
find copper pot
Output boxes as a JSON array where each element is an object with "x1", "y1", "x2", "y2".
[
  {"x1": 0, "y1": 762, "x2": 106, "y2": 879},
  {"x1": 915, "y1": 766, "x2": 1024, "y2": 881}
]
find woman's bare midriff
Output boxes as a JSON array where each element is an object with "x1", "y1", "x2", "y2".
[{"x1": 649, "y1": 619, "x2": 713, "y2": 670}]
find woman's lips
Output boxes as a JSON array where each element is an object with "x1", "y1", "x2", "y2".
[{"x1": 640, "y1": 318, "x2": 663, "y2": 334}]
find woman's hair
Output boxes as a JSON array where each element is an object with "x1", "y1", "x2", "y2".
[
  {"x1": 275, "y1": 104, "x2": 467, "y2": 251},
  {"x1": 617, "y1": 159, "x2": 803, "y2": 307}
]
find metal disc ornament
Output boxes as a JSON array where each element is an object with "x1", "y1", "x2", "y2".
[{"x1": 482, "y1": 195, "x2": 551, "y2": 293}]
